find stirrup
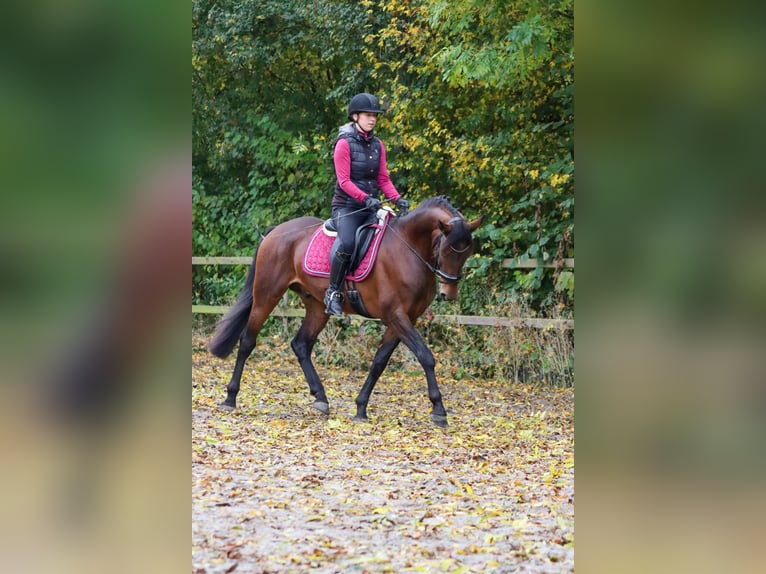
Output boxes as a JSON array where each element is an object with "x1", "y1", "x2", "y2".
[{"x1": 324, "y1": 289, "x2": 344, "y2": 315}]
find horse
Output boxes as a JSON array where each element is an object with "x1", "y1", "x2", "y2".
[{"x1": 207, "y1": 195, "x2": 483, "y2": 427}]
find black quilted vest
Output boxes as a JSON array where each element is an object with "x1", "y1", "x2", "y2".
[{"x1": 333, "y1": 124, "x2": 382, "y2": 207}]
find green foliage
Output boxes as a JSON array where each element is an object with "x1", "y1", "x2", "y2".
[
  {"x1": 193, "y1": 0, "x2": 368, "y2": 304},
  {"x1": 192, "y1": 113, "x2": 335, "y2": 303},
  {"x1": 362, "y1": 0, "x2": 574, "y2": 309},
  {"x1": 193, "y1": 0, "x2": 574, "y2": 315}
]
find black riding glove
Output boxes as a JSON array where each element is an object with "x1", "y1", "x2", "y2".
[
  {"x1": 394, "y1": 198, "x2": 410, "y2": 215},
  {"x1": 364, "y1": 195, "x2": 383, "y2": 211}
]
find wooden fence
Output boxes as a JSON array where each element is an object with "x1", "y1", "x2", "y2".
[{"x1": 192, "y1": 257, "x2": 574, "y2": 330}]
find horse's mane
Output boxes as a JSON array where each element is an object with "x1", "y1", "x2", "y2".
[
  {"x1": 414, "y1": 195, "x2": 461, "y2": 218},
  {"x1": 409, "y1": 195, "x2": 471, "y2": 248}
]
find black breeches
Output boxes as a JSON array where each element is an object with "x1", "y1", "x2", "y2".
[{"x1": 332, "y1": 206, "x2": 370, "y2": 255}]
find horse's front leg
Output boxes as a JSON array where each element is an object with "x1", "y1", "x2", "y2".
[
  {"x1": 391, "y1": 315, "x2": 448, "y2": 427},
  {"x1": 354, "y1": 327, "x2": 400, "y2": 422}
]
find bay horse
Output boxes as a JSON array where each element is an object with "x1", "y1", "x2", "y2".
[{"x1": 207, "y1": 195, "x2": 483, "y2": 427}]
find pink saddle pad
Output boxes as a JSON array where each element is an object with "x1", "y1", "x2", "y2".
[{"x1": 302, "y1": 213, "x2": 391, "y2": 281}]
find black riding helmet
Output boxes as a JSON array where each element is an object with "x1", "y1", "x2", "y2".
[{"x1": 347, "y1": 93, "x2": 382, "y2": 119}]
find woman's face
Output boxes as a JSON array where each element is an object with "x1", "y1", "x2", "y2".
[{"x1": 354, "y1": 112, "x2": 378, "y2": 132}]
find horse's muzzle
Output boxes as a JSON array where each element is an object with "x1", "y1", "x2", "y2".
[{"x1": 438, "y1": 284, "x2": 458, "y2": 301}]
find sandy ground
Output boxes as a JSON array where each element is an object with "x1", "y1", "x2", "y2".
[{"x1": 192, "y1": 337, "x2": 573, "y2": 573}]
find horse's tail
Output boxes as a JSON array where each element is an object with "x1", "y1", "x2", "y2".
[{"x1": 207, "y1": 227, "x2": 274, "y2": 358}]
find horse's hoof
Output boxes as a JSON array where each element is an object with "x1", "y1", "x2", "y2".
[
  {"x1": 352, "y1": 415, "x2": 370, "y2": 423},
  {"x1": 313, "y1": 401, "x2": 330, "y2": 414},
  {"x1": 431, "y1": 413, "x2": 448, "y2": 427},
  {"x1": 220, "y1": 402, "x2": 235, "y2": 412}
]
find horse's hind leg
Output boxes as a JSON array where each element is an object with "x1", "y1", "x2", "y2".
[
  {"x1": 354, "y1": 327, "x2": 400, "y2": 422},
  {"x1": 223, "y1": 292, "x2": 286, "y2": 410},
  {"x1": 222, "y1": 328, "x2": 257, "y2": 410},
  {"x1": 290, "y1": 301, "x2": 330, "y2": 414}
]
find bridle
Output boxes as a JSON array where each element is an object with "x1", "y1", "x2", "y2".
[
  {"x1": 433, "y1": 217, "x2": 472, "y2": 284},
  {"x1": 390, "y1": 216, "x2": 470, "y2": 285}
]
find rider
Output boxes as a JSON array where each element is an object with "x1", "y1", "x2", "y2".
[{"x1": 324, "y1": 92, "x2": 410, "y2": 315}]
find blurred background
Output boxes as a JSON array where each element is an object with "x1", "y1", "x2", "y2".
[
  {"x1": 577, "y1": 1, "x2": 766, "y2": 572},
  {"x1": 0, "y1": 1, "x2": 189, "y2": 573}
]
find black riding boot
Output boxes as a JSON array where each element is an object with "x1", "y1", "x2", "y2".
[{"x1": 324, "y1": 251, "x2": 351, "y2": 315}]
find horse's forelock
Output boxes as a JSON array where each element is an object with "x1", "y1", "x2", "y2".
[{"x1": 444, "y1": 217, "x2": 472, "y2": 247}]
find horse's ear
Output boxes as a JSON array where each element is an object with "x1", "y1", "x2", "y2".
[
  {"x1": 468, "y1": 214, "x2": 485, "y2": 232},
  {"x1": 438, "y1": 219, "x2": 453, "y2": 234}
]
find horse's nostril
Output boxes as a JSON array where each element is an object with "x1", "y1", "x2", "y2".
[{"x1": 438, "y1": 292, "x2": 447, "y2": 301}]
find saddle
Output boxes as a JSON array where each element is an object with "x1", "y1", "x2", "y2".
[
  {"x1": 302, "y1": 207, "x2": 393, "y2": 284},
  {"x1": 323, "y1": 211, "x2": 378, "y2": 271}
]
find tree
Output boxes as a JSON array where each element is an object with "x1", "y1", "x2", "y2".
[
  {"x1": 192, "y1": 0, "x2": 574, "y2": 310},
  {"x1": 360, "y1": 0, "x2": 574, "y2": 306}
]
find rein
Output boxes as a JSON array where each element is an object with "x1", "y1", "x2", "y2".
[{"x1": 388, "y1": 217, "x2": 466, "y2": 285}]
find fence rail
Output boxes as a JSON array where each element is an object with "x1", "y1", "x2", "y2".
[{"x1": 192, "y1": 257, "x2": 574, "y2": 330}]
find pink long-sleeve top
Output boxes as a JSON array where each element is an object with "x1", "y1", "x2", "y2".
[{"x1": 333, "y1": 132, "x2": 401, "y2": 204}]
